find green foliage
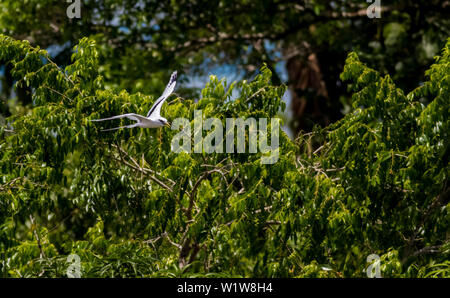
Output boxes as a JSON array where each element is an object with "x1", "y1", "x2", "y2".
[
  {"x1": 1, "y1": 1, "x2": 448, "y2": 134},
  {"x1": 0, "y1": 35, "x2": 449, "y2": 278}
]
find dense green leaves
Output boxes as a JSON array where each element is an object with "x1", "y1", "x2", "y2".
[
  {"x1": 1, "y1": 1, "x2": 448, "y2": 135},
  {"x1": 0, "y1": 35, "x2": 449, "y2": 278}
]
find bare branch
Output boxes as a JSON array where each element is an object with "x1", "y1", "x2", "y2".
[
  {"x1": 110, "y1": 143, "x2": 174, "y2": 191},
  {"x1": 0, "y1": 177, "x2": 23, "y2": 192},
  {"x1": 412, "y1": 245, "x2": 443, "y2": 258},
  {"x1": 43, "y1": 85, "x2": 74, "y2": 102}
]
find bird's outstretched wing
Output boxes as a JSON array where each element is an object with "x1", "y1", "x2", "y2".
[
  {"x1": 90, "y1": 113, "x2": 148, "y2": 123},
  {"x1": 146, "y1": 71, "x2": 177, "y2": 118}
]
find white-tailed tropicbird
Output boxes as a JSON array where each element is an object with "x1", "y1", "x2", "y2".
[{"x1": 91, "y1": 71, "x2": 177, "y2": 131}]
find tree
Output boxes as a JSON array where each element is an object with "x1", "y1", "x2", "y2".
[
  {"x1": 1, "y1": 1, "x2": 449, "y2": 134},
  {"x1": 0, "y1": 34, "x2": 448, "y2": 277}
]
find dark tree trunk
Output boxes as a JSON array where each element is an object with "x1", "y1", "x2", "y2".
[{"x1": 286, "y1": 52, "x2": 330, "y2": 135}]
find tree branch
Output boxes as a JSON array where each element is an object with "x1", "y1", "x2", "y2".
[
  {"x1": 110, "y1": 143, "x2": 174, "y2": 191},
  {"x1": 29, "y1": 215, "x2": 46, "y2": 259},
  {"x1": 412, "y1": 245, "x2": 444, "y2": 258}
]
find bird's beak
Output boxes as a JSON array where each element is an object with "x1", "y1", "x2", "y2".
[{"x1": 165, "y1": 122, "x2": 171, "y2": 128}]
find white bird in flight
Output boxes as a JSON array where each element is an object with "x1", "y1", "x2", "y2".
[{"x1": 91, "y1": 71, "x2": 177, "y2": 131}]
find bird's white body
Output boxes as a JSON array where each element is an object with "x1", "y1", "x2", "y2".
[{"x1": 91, "y1": 71, "x2": 177, "y2": 131}]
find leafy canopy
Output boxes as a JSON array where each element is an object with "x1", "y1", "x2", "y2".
[{"x1": 0, "y1": 35, "x2": 448, "y2": 277}]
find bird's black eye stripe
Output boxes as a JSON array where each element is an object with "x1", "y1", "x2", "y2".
[{"x1": 159, "y1": 119, "x2": 165, "y2": 124}]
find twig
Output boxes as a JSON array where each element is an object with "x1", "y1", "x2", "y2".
[
  {"x1": 253, "y1": 206, "x2": 273, "y2": 214},
  {"x1": 29, "y1": 215, "x2": 46, "y2": 259},
  {"x1": 164, "y1": 233, "x2": 183, "y2": 250},
  {"x1": 45, "y1": 55, "x2": 76, "y2": 86},
  {"x1": 0, "y1": 177, "x2": 22, "y2": 192},
  {"x1": 264, "y1": 220, "x2": 281, "y2": 226},
  {"x1": 113, "y1": 143, "x2": 175, "y2": 185},
  {"x1": 245, "y1": 87, "x2": 267, "y2": 103},
  {"x1": 110, "y1": 144, "x2": 174, "y2": 191},
  {"x1": 145, "y1": 232, "x2": 182, "y2": 250},
  {"x1": 312, "y1": 145, "x2": 324, "y2": 155},
  {"x1": 412, "y1": 245, "x2": 443, "y2": 257},
  {"x1": 325, "y1": 166, "x2": 345, "y2": 172},
  {"x1": 43, "y1": 85, "x2": 74, "y2": 103}
]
